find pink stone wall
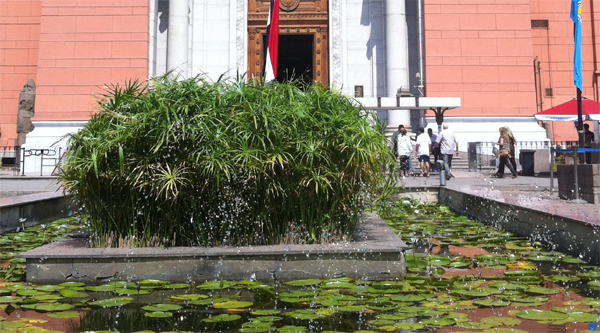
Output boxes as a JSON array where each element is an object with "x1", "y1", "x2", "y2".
[
  {"x1": 424, "y1": 0, "x2": 537, "y2": 118},
  {"x1": 0, "y1": 1, "x2": 42, "y2": 146},
  {"x1": 33, "y1": 0, "x2": 149, "y2": 122}
]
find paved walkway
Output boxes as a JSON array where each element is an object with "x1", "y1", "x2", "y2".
[{"x1": 401, "y1": 168, "x2": 600, "y2": 226}]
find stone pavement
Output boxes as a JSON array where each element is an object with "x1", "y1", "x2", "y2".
[
  {"x1": 0, "y1": 169, "x2": 60, "y2": 198},
  {"x1": 400, "y1": 168, "x2": 600, "y2": 226}
]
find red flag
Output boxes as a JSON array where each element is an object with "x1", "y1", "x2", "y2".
[{"x1": 264, "y1": 0, "x2": 279, "y2": 81}]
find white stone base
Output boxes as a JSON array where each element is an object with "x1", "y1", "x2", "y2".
[{"x1": 21, "y1": 121, "x2": 87, "y2": 176}]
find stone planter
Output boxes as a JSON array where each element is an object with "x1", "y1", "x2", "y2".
[{"x1": 557, "y1": 164, "x2": 600, "y2": 204}]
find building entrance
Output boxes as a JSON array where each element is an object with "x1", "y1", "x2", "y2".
[
  {"x1": 271, "y1": 34, "x2": 313, "y2": 85},
  {"x1": 248, "y1": 0, "x2": 328, "y2": 85}
]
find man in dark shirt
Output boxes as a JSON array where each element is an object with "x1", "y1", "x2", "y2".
[{"x1": 584, "y1": 123, "x2": 595, "y2": 164}]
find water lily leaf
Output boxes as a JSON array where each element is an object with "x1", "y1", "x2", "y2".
[
  {"x1": 31, "y1": 295, "x2": 65, "y2": 302},
  {"x1": 377, "y1": 314, "x2": 412, "y2": 320},
  {"x1": 544, "y1": 275, "x2": 579, "y2": 283},
  {"x1": 243, "y1": 321, "x2": 272, "y2": 328},
  {"x1": 189, "y1": 297, "x2": 229, "y2": 306},
  {"x1": 162, "y1": 284, "x2": 190, "y2": 290},
  {"x1": 457, "y1": 322, "x2": 494, "y2": 329},
  {"x1": 139, "y1": 280, "x2": 170, "y2": 287},
  {"x1": 568, "y1": 312, "x2": 599, "y2": 323},
  {"x1": 59, "y1": 282, "x2": 85, "y2": 288},
  {"x1": 588, "y1": 281, "x2": 600, "y2": 288},
  {"x1": 394, "y1": 323, "x2": 424, "y2": 330},
  {"x1": 284, "y1": 279, "x2": 322, "y2": 287},
  {"x1": 504, "y1": 270, "x2": 540, "y2": 276},
  {"x1": 252, "y1": 310, "x2": 281, "y2": 316},
  {"x1": 474, "y1": 299, "x2": 511, "y2": 307},
  {"x1": 202, "y1": 314, "x2": 241, "y2": 323},
  {"x1": 278, "y1": 326, "x2": 307, "y2": 333},
  {"x1": 114, "y1": 288, "x2": 150, "y2": 295},
  {"x1": 30, "y1": 303, "x2": 75, "y2": 312},
  {"x1": 481, "y1": 316, "x2": 522, "y2": 327},
  {"x1": 144, "y1": 311, "x2": 172, "y2": 318},
  {"x1": 516, "y1": 309, "x2": 569, "y2": 322},
  {"x1": 390, "y1": 294, "x2": 427, "y2": 302},
  {"x1": 0, "y1": 296, "x2": 21, "y2": 304},
  {"x1": 170, "y1": 294, "x2": 208, "y2": 302},
  {"x1": 17, "y1": 289, "x2": 50, "y2": 296},
  {"x1": 213, "y1": 301, "x2": 253, "y2": 309},
  {"x1": 561, "y1": 257, "x2": 587, "y2": 264},
  {"x1": 420, "y1": 317, "x2": 455, "y2": 328},
  {"x1": 552, "y1": 306, "x2": 592, "y2": 314},
  {"x1": 279, "y1": 291, "x2": 317, "y2": 298},
  {"x1": 59, "y1": 288, "x2": 89, "y2": 298},
  {"x1": 89, "y1": 297, "x2": 133, "y2": 308},
  {"x1": 525, "y1": 287, "x2": 559, "y2": 295},
  {"x1": 142, "y1": 304, "x2": 182, "y2": 312},
  {"x1": 197, "y1": 281, "x2": 234, "y2": 290},
  {"x1": 47, "y1": 312, "x2": 80, "y2": 319},
  {"x1": 35, "y1": 285, "x2": 64, "y2": 292},
  {"x1": 368, "y1": 319, "x2": 395, "y2": 326}
]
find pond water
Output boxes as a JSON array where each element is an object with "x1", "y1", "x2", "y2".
[{"x1": 2, "y1": 201, "x2": 600, "y2": 332}]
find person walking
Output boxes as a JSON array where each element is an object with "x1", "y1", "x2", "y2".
[
  {"x1": 415, "y1": 127, "x2": 431, "y2": 177},
  {"x1": 433, "y1": 124, "x2": 458, "y2": 181},
  {"x1": 428, "y1": 128, "x2": 439, "y2": 171},
  {"x1": 497, "y1": 127, "x2": 518, "y2": 179},
  {"x1": 397, "y1": 127, "x2": 413, "y2": 178},
  {"x1": 584, "y1": 123, "x2": 595, "y2": 164},
  {"x1": 495, "y1": 126, "x2": 518, "y2": 177}
]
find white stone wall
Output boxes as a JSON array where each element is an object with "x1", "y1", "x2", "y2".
[
  {"x1": 341, "y1": 0, "x2": 385, "y2": 98},
  {"x1": 150, "y1": 0, "x2": 243, "y2": 82}
]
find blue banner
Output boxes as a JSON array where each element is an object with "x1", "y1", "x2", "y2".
[{"x1": 571, "y1": 0, "x2": 583, "y2": 91}]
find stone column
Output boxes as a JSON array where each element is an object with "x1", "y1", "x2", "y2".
[
  {"x1": 385, "y1": 0, "x2": 410, "y2": 132},
  {"x1": 167, "y1": 0, "x2": 189, "y2": 78}
]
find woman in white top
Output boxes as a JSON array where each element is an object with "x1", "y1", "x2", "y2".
[{"x1": 397, "y1": 128, "x2": 413, "y2": 177}]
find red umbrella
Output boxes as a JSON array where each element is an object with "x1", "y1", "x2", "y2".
[{"x1": 534, "y1": 97, "x2": 600, "y2": 121}]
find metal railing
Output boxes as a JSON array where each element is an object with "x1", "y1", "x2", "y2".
[
  {"x1": 19, "y1": 147, "x2": 64, "y2": 176},
  {"x1": 0, "y1": 146, "x2": 21, "y2": 174},
  {"x1": 469, "y1": 141, "x2": 552, "y2": 172}
]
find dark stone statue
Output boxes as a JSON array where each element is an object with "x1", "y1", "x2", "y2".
[{"x1": 16, "y1": 79, "x2": 36, "y2": 146}]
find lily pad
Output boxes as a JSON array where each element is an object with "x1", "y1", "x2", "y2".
[
  {"x1": 89, "y1": 297, "x2": 133, "y2": 308},
  {"x1": 145, "y1": 311, "x2": 173, "y2": 318},
  {"x1": 213, "y1": 301, "x2": 253, "y2": 309},
  {"x1": 481, "y1": 316, "x2": 522, "y2": 327},
  {"x1": 139, "y1": 280, "x2": 170, "y2": 287},
  {"x1": 516, "y1": 309, "x2": 568, "y2": 322},
  {"x1": 59, "y1": 288, "x2": 89, "y2": 298},
  {"x1": 252, "y1": 310, "x2": 281, "y2": 316},
  {"x1": 162, "y1": 284, "x2": 190, "y2": 290},
  {"x1": 142, "y1": 304, "x2": 182, "y2": 312},
  {"x1": 394, "y1": 323, "x2": 424, "y2": 330},
  {"x1": 30, "y1": 303, "x2": 75, "y2": 312},
  {"x1": 284, "y1": 279, "x2": 322, "y2": 287},
  {"x1": 202, "y1": 314, "x2": 241, "y2": 323},
  {"x1": 47, "y1": 312, "x2": 80, "y2": 319}
]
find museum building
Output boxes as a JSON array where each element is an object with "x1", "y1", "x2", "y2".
[{"x1": 1, "y1": 0, "x2": 600, "y2": 167}]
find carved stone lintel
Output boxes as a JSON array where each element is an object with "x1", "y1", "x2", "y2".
[{"x1": 16, "y1": 79, "x2": 36, "y2": 146}]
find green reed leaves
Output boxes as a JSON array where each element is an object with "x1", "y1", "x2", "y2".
[{"x1": 59, "y1": 76, "x2": 393, "y2": 247}]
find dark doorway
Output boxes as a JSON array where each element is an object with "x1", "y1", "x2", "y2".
[{"x1": 264, "y1": 34, "x2": 313, "y2": 86}]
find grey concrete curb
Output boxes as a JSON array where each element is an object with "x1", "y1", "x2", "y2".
[
  {"x1": 439, "y1": 187, "x2": 600, "y2": 265},
  {"x1": 0, "y1": 192, "x2": 74, "y2": 233},
  {"x1": 19, "y1": 213, "x2": 408, "y2": 284}
]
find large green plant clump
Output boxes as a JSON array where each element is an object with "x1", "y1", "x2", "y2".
[{"x1": 59, "y1": 77, "x2": 393, "y2": 247}]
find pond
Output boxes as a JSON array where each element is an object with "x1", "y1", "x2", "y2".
[{"x1": 1, "y1": 201, "x2": 600, "y2": 332}]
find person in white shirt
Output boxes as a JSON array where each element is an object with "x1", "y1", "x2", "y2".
[
  {"x1": 433, "y1": 124, "x2": 459, "y2": 181},
  {"x1": 415, "y1": 127, "x2": 431, "y2": 177},
  {"x1": 397, "y1": 128, "x2": 413, "y2": 177}
]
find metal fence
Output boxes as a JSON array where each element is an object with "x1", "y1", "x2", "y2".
[
  {"x1": 468, "y1": 141, "x2": 552, "y2": 172},
  {"x1": 0, "y1": 146, "x2": 65, "y2": 176}
]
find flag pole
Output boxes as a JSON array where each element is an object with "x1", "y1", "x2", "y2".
[{"x1": 577, "y1": 88, "x2": 584, "y2": 163}]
